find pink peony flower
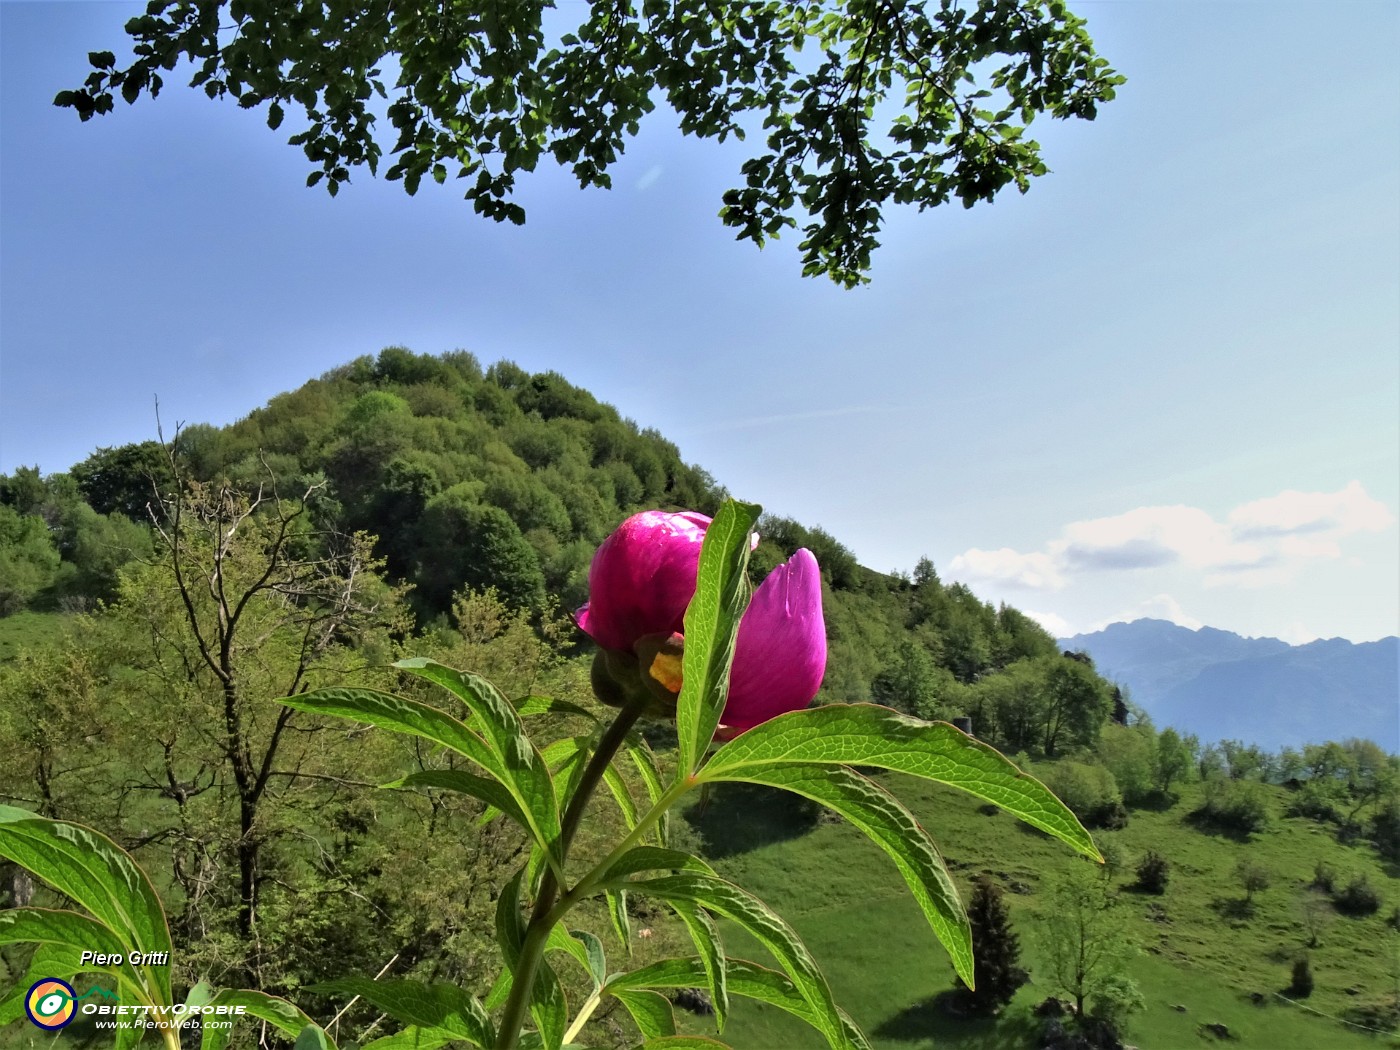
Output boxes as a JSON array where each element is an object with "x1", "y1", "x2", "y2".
[{"x1": 577, "y1": 510, "x2": 827, "y2": 731}]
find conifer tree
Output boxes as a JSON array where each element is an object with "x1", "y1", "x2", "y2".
[{"x1": 957, "y1": 876, "x2": 1027, "y2": 1014}]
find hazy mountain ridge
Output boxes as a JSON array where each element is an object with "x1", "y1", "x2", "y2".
[{"x1": 1061, "y1": 618, "x2": 1399, "y2": 752}]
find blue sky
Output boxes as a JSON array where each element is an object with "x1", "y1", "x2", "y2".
[{"x1": 2, "y1": 1, "x2": 1397, "y2": 644}]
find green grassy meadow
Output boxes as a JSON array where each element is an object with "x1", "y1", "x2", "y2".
[
  {"x1": 0, "y1": 612, "x2": 69, "y2": 664},
  {"x1": 678, "y1": 774, "x2": 1399, "y2": 1050}
]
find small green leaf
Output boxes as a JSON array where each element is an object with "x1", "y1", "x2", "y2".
[
  {"x1": 183, "y1": 980, "x2": 214, "y2": 1012},
  {"x1": 361, "y1": 1027, "x2": 456, "y2": 1050},
  {"x1": 701, "y1": 705, "x2": 1100, "y2": 861},
  {"x1": 496, "y1": 867, "x2": 527, "y2": 965},
  {"x1": 612, "y1": 989, "x2": 676, "y2": 1038},
  {"x1": 203, "y1": 990, "x2": 332, "y2": 1048},
  {"x1": 603, "y1": 763, "x2": 640, "y2": 829},
  {"x1": 529, "y1": 956, "x2": 568, "y2": 1050},
  {"x1": 543, "y1": 925, "x2": 594, "y2": 986},
  {"x1": 675, "y1": 500, "x2": 761, "y2": 779},
  {"x1": 626, "y1": 734, "x2": 670, "y2": 845},
  {"x1": 383, "y1": 769, "x2": 531, "y2": 832},
  {"x1": 569, "y1": 929, "x2": 607, "y2": 991},
  {"x1": 606, "y1": 959, "x2": 870, "y2": 1050},
  {"x1": 607, "y1": 888, "x2": 632, "y2": 955},
  {"x1": 294, "y1": 1025, "x2": 336, "y2": 1050},
  {"x1": 311, "y1": 979, "x2": 492, "y2": 1048},
  {"x1": 596, "y1": 847, "x2": 715, "y2": 885},
  {"x1": 0, "y1": 806, "x2": 173, "y2": 1003},
  {"x1": 667, "y1": 901, "x2": 727, "y2": 1031},
  {"x1": 278, "y1": 686, "x2": 565, "y2": 880},
  {"x1": 627, "y1": 874, "x2": 860, "y2": 1049},
  {"x1": 0, "y1": 908, "x2": 147, "y2": 997}
]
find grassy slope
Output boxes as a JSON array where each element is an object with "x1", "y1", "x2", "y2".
[
  {"x1": 681, "y1": 774, "x2": 1398, "y2": 1050},
  {"x1": 0, "y1": 612, "x2": 70, "y2": 664}
]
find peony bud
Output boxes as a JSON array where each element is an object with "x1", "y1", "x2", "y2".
[{"x1": 577, "y1": 510, "x2": 826, "y2": 732}]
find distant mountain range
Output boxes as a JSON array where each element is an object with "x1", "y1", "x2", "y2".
[{"x1": 1060, "y1": 619, "x2": 1399, "y2": 753}]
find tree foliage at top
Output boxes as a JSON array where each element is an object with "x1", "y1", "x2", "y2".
[{"x1": 58, "y1": 0, "x2": 1122, "y2": 286}]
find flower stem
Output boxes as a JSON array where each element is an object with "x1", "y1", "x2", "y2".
[{"x1": 494, "y1": 697, "x2": 648, "y2": 1050}]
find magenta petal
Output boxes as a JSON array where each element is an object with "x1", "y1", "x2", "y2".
[
  {"x1": 576, "y1": 511, "x2": 711, "y2": 651},
  {"x1": 724, "y1": 548, "x2": 827, "y2": 731}
]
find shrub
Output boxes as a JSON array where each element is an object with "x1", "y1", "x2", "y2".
[
  {"x1": 1136, "y1": 850, "x2": 1170, "y2": 894},
  {"x1": 1090, "y1": 972, "x2": 1145, "y2": 1035},
  {"x1": 1311, "y1": 860, "x2": 1336, "y2": 893},
  {"x1": 1371, "y1": 796, "x2": 1400, "y2": 861},
  {"x1": 1235, "y1": 858, "x2": 1271, "y2": 903},
  {"x1": 1289, "y1": 957, "x2": 1314, "y2": 998},
  {"x1": 1196, "y1": 779, "x2": 1270, "y2": 834},
  {"x1": 1099, "y1": 842, "x2": 1126, "y2": 882},
  {"x1": 1333, "y1": 874, "x2": 1382, "y2": 917},
  {"x1": 1044, "y1": 762, "x2": 1125, "y2": 829},
  {"x1": 1285, "y1": 781, "x2": 1342, "y2": 822}
]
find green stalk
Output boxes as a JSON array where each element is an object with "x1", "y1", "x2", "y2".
[
  {"x1": 552, "y1": 775, "x2": 695, "y2": 918},
  {"x1": 561, "y1": 987, "x2": 604, "y2": 1045},
  {"x1": 494, "y1": 698, "x2": 648, "y2": 1050}
]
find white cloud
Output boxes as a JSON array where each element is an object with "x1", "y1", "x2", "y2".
[
  {"x1": 948, "y1": 547, "x2": 1065, "y2": 590},
  {"x1": 1023, "y1": 608, "x2": 1074, "y2": 638},
  {"x1": 949, "y1": 484, "x2": 1395, "y2": 598},
  {"x1": 1054, "y1": 504, "x2": 1266, "y2": 572},
  {"x1": 1227, "y1": 480, "x2": 1393, "y2": 539}
]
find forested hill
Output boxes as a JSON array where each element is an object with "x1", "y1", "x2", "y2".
[{"x1": 1, "y1": 346, "x2": 1114, "y2": 747}]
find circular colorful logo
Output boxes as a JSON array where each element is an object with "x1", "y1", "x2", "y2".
[{"x1": 25, "y1": 979, "x2": 77, "y2": 1029}]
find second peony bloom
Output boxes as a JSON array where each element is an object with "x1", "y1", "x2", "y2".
[{"x1": 576, "y1": 510, "x2": 827, "y2": 733}]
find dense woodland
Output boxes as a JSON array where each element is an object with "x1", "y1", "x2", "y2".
[{"x1": 1, "y1": 349, "x2": 1396, "y2": 1046}]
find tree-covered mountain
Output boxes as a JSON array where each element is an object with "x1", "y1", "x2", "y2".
[
  {"x1": 3, "y1": 347, "x2": 1102, "y2": 732},
  {"x1": 1063, "y1": 619, "x2": 1400, "y2": 752}
]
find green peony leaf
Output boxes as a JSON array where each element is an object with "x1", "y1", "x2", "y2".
[
  {"x1": 606, "y1": 958, "x2": 870, "y2": 1050},
  {"x1": 0, "y1": 908, "x2": 147, "y2": 999},
  {"x1": 611, "y1": 989, "x2": 676, "y2": 1038},
  {"x1": 675, "y1": 500, "x2": 760, "y2": 779},
  {"x1": 595, "y1": 846, "x2": 715, "y2": 885},
  {"x1": 702, "y1": 763, "x2": 973, "y2": 985},
  {"x1": 0, "y1": 806, "x2": 174, "y2": 1004},
  {"x1": 310, "y1": 978, "x2": 493, "y2": 1048},
  {"x1": 625, "y1": 871, "x2": 867, "y2": 1048},
  {"x1": 396, "y1": 659, "x2": 565, "y2": 870},
  {"x1": 701, "y1": 705, "x2": 1100, "y2": 861},
  {"x1": 201, "y1": 990, "x2": 333, "y2": 1050},
  {"x1": 667, "y1": 901, "x2": 727, "y2": 1031},
  {"x1": 383, "y1": 769, "x2": 531, "y2": 833},
  {"x1": 360, "y1": 1026, "x2": 458, "y2": 1050},
  {"x1": 606, "y1": 888, "x2": 631, "y2": 956},
  {"x1": 626, "y1": 734, "x2": 670, "y2": 846},
  {"x1": 277, "y1": 686, "x2": 565, "y2": 880}
]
